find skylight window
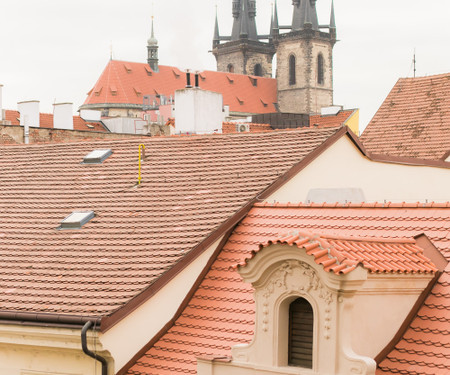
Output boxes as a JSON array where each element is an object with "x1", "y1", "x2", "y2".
[
  {"x1": 83, "y1": 149, "x2": 112, "y2": 164},
  {"x1": 59, "y1": 211, "x2": 94, "y2": 230}
]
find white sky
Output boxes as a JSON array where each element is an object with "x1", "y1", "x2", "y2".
[{"x1": 1, "y1": 0, "x2": 449, "y2": 132}]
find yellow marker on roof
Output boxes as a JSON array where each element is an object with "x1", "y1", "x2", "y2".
[{"x1": 138, "y1": 144, "x2": 146, "y2": 185}]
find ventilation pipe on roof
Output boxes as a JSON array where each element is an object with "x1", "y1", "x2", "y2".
[
  {"x1": 185, "y1": 70, "x2": 192, "y2": 88},
  {"x1": 18, "y1": 100, "x2": 39, "y2": 144},
  {"x1": 81, "y1": 321, "x2": 108, "y2": 375},
  {"x1": 194, "y1": 73, "x2": 200, "y2": 88}
]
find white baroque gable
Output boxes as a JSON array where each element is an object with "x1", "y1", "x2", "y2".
[{"x1": 198, "y1": 243, "x2": 376, "y2": 375}]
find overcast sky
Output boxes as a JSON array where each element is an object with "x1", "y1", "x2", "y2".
[{"x1": 1, "y1": 0, "x2": 449, "y2": 132}]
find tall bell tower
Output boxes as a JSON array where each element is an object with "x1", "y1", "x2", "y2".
[
  {"x1": 212, "y1": 0, "x2": 275, "y2": 78},
  {"x1": 274, "y1": 0, "x2": 337, "y2": 114}
]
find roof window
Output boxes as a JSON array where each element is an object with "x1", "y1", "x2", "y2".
[
  {"x1": 59, "y1": 211, "x2": 94, "y2": 230},
  {"x1": 83, "y1": 149, "x2": 113, "y2": 164}
]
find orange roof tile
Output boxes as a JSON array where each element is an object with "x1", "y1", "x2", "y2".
[
  {"x1": 83, "y1": 60, "x2": 278, "y2": 114},
  {"x1": 3, "y1": 110, "x2": 106, "y2": 132},
  {"x1": 309, "y1": 109, "x2": 355, "y2": 128},
  {"x1": 237, "y1": 231, "x2": 436, "y2": 275},
  {"x1": 125, "y1": 204, "x2": 450, "y2": 375},
  {"x1": 361, "y1": 73, "x2": 450, "y2": 160},
  {"x1": 0, "y1": 128, "x2": 339, "y2": 321}
]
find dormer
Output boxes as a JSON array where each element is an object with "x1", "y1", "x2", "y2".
[{"x1": 198, "y1": 232, "x2": 436, "y2": 375}]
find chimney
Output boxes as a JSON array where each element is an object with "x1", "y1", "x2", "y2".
[
  {"x1": 174, "y1": 88, "x2": 224, "y2": 134},
  {"x1": 186, "y1": 70, "x2": 192, "y2": 88},
  {"x1": 0, "y1": 84, "x2": 3, "y2": 121},
  {"x1": 18, "y1": 100, "x2": 39, "y2": 144},
  {"x1": 53, "y1": 102, "x2": 74, "y2": 130},
  {"x1": 18, "y1": 100, "x2": 40, "y2": 128},
  {"x1": 194, "y1": 73, "x2": 200, "y2": 88}
]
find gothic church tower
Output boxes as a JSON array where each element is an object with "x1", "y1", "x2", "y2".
[
  {"x1": 213, "y1": 0, "x2": 336, "y2": 115},
  {"x1": 212, "y1": 0, "x2": 275, "y2": 78},
  {"x1": 274, "y1": 0, "x2": 336, "y2": 114}
]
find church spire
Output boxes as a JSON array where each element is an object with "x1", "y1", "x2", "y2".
[
  {"x1": 330, "y1": 0, "x2": 336, "y2": 30},
  {"x1": 213, "y1": 7, "x2": 220, "y2": 48},
  {"x1": 231, "y1": 1, "x2": 258, "y2": 41},
  {"x1": 292, "y1": 0, "x2": 319, "y2": 31},
  {"x1": 147, "y1": 17, "x2": 159, "y2": 72},
  {"x1": 270, "y1": 0, "x2": 279, "y2": 40},
  {"x1": 239, "y1": 0, "x2": 249, "y2": 38}
]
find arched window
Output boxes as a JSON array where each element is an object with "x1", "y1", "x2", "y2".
[
  {"x1": 227, "y1": 64, "x2": 234, "y2": 73},
  {"x1": 317, "y1": 54, "x2": 324, "y2": 85},
  {"x1": 289, "y1": 55, "x2": 296, "y2": 85},
  {"x1": 254, "y1": 63, "x2": 263, "y2": 77},
  {"x1": 288, "y1": 298, "x2": 313, "y2": 368}
]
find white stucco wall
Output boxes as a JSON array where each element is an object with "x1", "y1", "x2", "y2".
[
  {"x1": 100, "y1": 236, "x2": 224, "y2": 371},
  {"x1": 268, "y1": 136, "x2": 450, "y2": 203}
]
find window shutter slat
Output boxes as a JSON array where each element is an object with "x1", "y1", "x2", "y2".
[{"x1": 289, "y1": 298, "x2": 313, "y2": 368}]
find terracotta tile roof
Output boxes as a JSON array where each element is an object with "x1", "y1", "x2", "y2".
[
  {"x1": 377, "y1": 265, "x2": 450, "y2": 375},
  {"x1": 83, "y1": 60, "x2": 278, "y2": 114},
  {"x1": 237, "y1": 231, "x2": 437, "y2": 275},
  {"x1": 309, "y1": 109, "x2": 355, "y2": 128},
  {"x1": 0, "y1": 128, "x2": 339, "y2": 321},
  {"x1": 361, "y1": 73, "x2": 450, "y2": 160},
  {"x1": 125, "y1": 204, "x2": 450, "y2": 375},
  {"x1": 3, "y1": 110, "x2": 106, "y2": 132},
  {"x1": 222, "y1": 122, "x2": 272, "y2": 134}
]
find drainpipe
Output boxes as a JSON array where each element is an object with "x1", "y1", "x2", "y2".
[{"x1": 81, "y1": 321, "x2": 108, "y2": 375}]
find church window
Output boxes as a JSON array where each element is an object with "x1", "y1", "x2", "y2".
[
  {"x1": 289, "y1": 55, "x2": 296, "y2": 85},
  {"x1": 288, "y1": 297, "x2": 313, "y2": 368},
  {"x1": 254, "y1": 64, "x2": 263, "y2": 77},
  {"x1": 317, "y1": 54, "x2": 324, "y2": 85},
  {"x1": 227, "y1": 64, "x2": 234, "y2": 73}
]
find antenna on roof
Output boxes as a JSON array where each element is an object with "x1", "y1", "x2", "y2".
[
  {"x1": 110, "y1": 41, "x2": 113, "y2": 60},
  {"x1": 413, "y1": 49, "x2": 416, "y2": 78}
]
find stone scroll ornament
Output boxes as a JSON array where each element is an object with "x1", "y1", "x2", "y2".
[{"x1": 262, "y1": 260, "x2": 333, "y2": 339}]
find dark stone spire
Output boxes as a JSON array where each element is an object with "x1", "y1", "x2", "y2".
[
  {"x1": 231, "y1": 0, "x2": 241, "y2": 40},
  {"x1": 213, "y1": 7, "x2": 220, "y2": 48},
  {"x1": 292, "y1": 0, "x2": 319, "y2": 31},
  {"x1": 270, "y1": 0, "x2": 279, "y2": 40},
  {"x1": 330, "y1": 0, "x2": 336, "y2": 30},
  {"x1": 239, "y1": 0, "x2": 249, "y2": 38},
  {"x1": 231, "y1": 0, "x2": 258, "y2": 41}
]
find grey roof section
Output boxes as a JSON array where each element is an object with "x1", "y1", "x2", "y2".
[{"x1": 292, "y1": 0, "x2": 319, "y2": 31}]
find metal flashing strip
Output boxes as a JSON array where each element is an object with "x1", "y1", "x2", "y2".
[{"x1": 82, "y1": 149, "x2": 112, "y2": 164}]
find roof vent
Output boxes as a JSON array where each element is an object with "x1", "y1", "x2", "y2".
[
  {"x1": 83, "y1": 149, "x2": 112, "y2": 164},
  {"x1": 59, "y1": 211, "x2": 94, "y2": 230}
]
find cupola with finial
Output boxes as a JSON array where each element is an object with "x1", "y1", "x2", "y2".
[{"x1": 147, "y1": 16, "x2": 159, "y2": 72}]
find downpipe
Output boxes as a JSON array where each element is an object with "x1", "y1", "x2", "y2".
[{"x1": 81, "y1": 321, "x2": 108, "y2": 375}]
